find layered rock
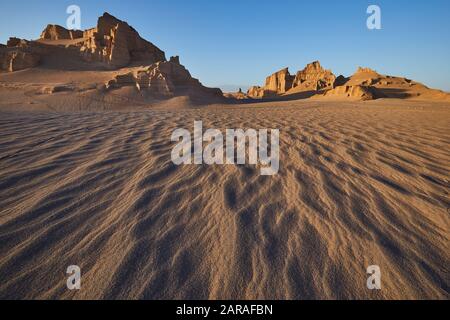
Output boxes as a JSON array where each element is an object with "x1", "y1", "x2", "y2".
[
  {"x1": 1, "y1": 12, "x2": 223, "y2": 101},
  {"x1": 346, "y1": 67, "x2": 382, "y2": 86},
  {"x1": 2, "y1": 13, "x2": 166, "y2": 72},
  {"x1": 105, "y1": 56, "x2": 222, "y2": 98},
  {"x1": 292, "y1": 61, "x2": 336, "y2": 91},
  {"x1": 247, "y1": 86, "x2": 267, "y2": 98},
  {"x1": 247, "y1": 61, "x2": 336, "y2": 98},
  {"x1": 246, "y1": 68, "x2": 294, "y2": 98},
  {"x1": 79, "y1": 13, "x2": 166, "y2": 68},
  {"x1": 40, "y1": 25, "x2": 83, "y2": 40},
  {"x1": 264, "y1": 68, "x2": 294, "y2": 94},
  {"x1": 0, "y1": 41, "x2": 40, "y2": 72},
  {"x1": 7, "y1": 37, "x2": 28, "y2": 47},
  {"x1": 324, "y1": 85, "x2": 376, "y2": 101}
]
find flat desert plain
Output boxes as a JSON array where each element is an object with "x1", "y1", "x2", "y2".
[{"x1": 0, "y1": 98, "x2": 449, "y2": 299}]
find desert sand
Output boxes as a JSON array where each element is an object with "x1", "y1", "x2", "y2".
[
  {"x1": 0, "y1": 97, "x2": 449, "y2": 299},
  {"x1": 0, "y1": 13, "x2": 449, "y2": 300}
]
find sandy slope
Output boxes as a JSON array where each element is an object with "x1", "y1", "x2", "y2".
[{"x1": 0, "y1": 99, "x2": 448, "y2": 300}]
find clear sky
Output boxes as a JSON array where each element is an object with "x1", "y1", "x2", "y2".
[{"x1": 1, "y1": 0, "x2": 449, "y2": 91}]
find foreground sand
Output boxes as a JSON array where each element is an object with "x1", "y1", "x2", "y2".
[{"x1": 0, "y1": 99, "x2": 449, "y2": 299}]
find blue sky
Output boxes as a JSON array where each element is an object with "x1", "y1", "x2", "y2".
[{"x1": 1, "y1": 0, "x2": 449, "y2": 91}]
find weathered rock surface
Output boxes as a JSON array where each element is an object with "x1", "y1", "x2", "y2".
[
  {"x1": 264, "y1": 68, "x2": 294, "y2": 94},
  {"x1": 334, "y1": 75, "x2": 349, "y2": 87},
  {"x1": 0, "y1": 47, "x2": 40, "y2": 72},
  {"x1": 7, "y1": 37, "x2": 28, "y2": 47},
  {"x1": 346, "y1": 67, "x2": 382, "y2": 86},
  {"x1": 0, "y1": 12, "x2": 223, "y2": 101},
  {"x1": 105, "y1": 56, "x2": 222, "y2": 98},
  {"x1": 79, "y1": 13, "x2": 166, "y2": 68},
  {"x1": 40, "y1": 25, "x2": 83, "y2": 40},
  {"x1": 324, "y1": 85, "x2": 376, "y2": 100},
  {"x1": 292, "y1": 61, "x2": 336, "y2": 91},
  {"x1": 246, "y1": 68, "x2": 294, "y2": 98},
  {"x1": 247, "y1": 86, "x2": 267, "y2": 98},
  {"x1": 247, "y1": 61, "x2": 336, "y2": 98}
]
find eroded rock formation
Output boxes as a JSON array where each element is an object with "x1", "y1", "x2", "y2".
[
  {"x1": 105, "y1": 56, "x2": 222, "y2": 98},
  {"x1": 0, "y1": 12, "x2": 223, "y2": 100},
  {"x1": 292, "y1": 61, "x2": 336, "y2": 91},
  {"x1": 79, "y1": 13, "x2": 166, "y2": 68},
  {"x1": 40, "y1": 25, "x2": 83, "y2": 40},
  {"x1": 0, "y1": 39, "x2": 40, "y2": 72},
  {"x1": 324, "y1": 85, "x2": 376, "y2": 100},
  {"x1": 264, "y1": 68, "x2": 294, "y2": 94},
  {"x1": 246, "y1": 68, "x2": 294, "y2": 98},
  {"x1": 247, "y1": 61, "x2": 336, "y2": 98}
]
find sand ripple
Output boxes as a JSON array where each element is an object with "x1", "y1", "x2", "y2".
[{"x1": 0, "y1": 101, "x2": 449, "y2": 299}]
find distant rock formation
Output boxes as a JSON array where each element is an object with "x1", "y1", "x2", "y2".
[
  {"x1": 40, "y1": 25, "x2": 83, "y2": 40},
  {"x1": 247, "y1": 61, "x2": 336, "y2": 98},
  {"x1": 264, "y1": 68, "x2": 295, "y2": 95},
  {"x1": 223, "y1": 89, "x2": 248, "y2": 100},
  {"x1": 246, "y1": 86, "x2": 266, "y2": 98},
  {"x1": 292, "y1": 61, "x2": 336, "y2": 91},
  {"x1": 322, "y1": 67, "x2": 450, "y2": 101},
  {"x1": 346, "y1": 67, "x2": 382, "y2": 86},
  {"x1": 246, "y1": 68, "x2": 294, "y2": 98},
  {"x1": 245, "y1": 62, "x2": 450, "y2": 101}
]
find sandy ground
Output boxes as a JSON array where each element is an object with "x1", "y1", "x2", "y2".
[{"x1": 0, "y1": 98, "x2": 448, "y2": 300}]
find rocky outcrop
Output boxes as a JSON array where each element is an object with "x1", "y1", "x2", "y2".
[
  {"x1": 346, "y1": 67, "x2": 382, "y2": 86},
  {"x1": 246, "y1": 68, "x2": 294, "y2": 98},
  {"x1": 1, "y1": 12, "x2": 222, "y2": 101},
  {"x1": 247, "y1": 86, "x2": 268, "y2": 98},
  {"x1": 292, "y1": 61, "x2": 336, "y2": 91},
  {"x1": 79, "y1": 13, "x2": 166, "y2": 68},
  {"x1": 334, "y1": 75, "x2": 349, "y2": 87},
  {"x1": 7, "y1": 37, "x2": 27, "y2": 47},
  {"x1": 105, "y1": 56, "x2": 222, "y2": 98},
  {"x1": 355, "y1": 67, "x2": 378, "y2": 74},
  {"x1": 40, "y1": 25, "x2": 83, "y2": 40},
  {"x1": 223, "y1": 89, "x2": 249, "y2": 100},
  {"x1": 324, "y1": 85, "x2": 375, "y2": 100},
  {"x1": 264, "y1": 68, "x2": 294, "y2": 94},
  {"x1": 2, "y1": 13, "x2": 168, "y2": 72},
  {"x1": 0, "y1": 45, "x2": 40, "y2": 72},
  {"x1": 247, "y1": 61, "x2": 336, "y2": 98}
]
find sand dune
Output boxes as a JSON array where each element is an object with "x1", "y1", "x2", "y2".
[{"x1": 0, "y1": 100, "x2": 449, "y2": 299}]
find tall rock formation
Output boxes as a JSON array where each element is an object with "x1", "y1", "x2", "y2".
[
  {"x1": 79, "y1": 13, "x2": 166, "y2": 68},
  {"x1": 292, "y1": 61, "x2": 336, "y2": 91},
  {"x1": 264, "y1": 67, "x2": 294, "y2": 94},
  {"x1": 246, "y1": 67, "x2": 294, "y2": 98},
  {"x1": 247, "y1": 61, "x2": 336, "y2": 98}
]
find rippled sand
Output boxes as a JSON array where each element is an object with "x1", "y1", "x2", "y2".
[{"x1": 0, "y1": 100, "x2": 449, "y2": 299}]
